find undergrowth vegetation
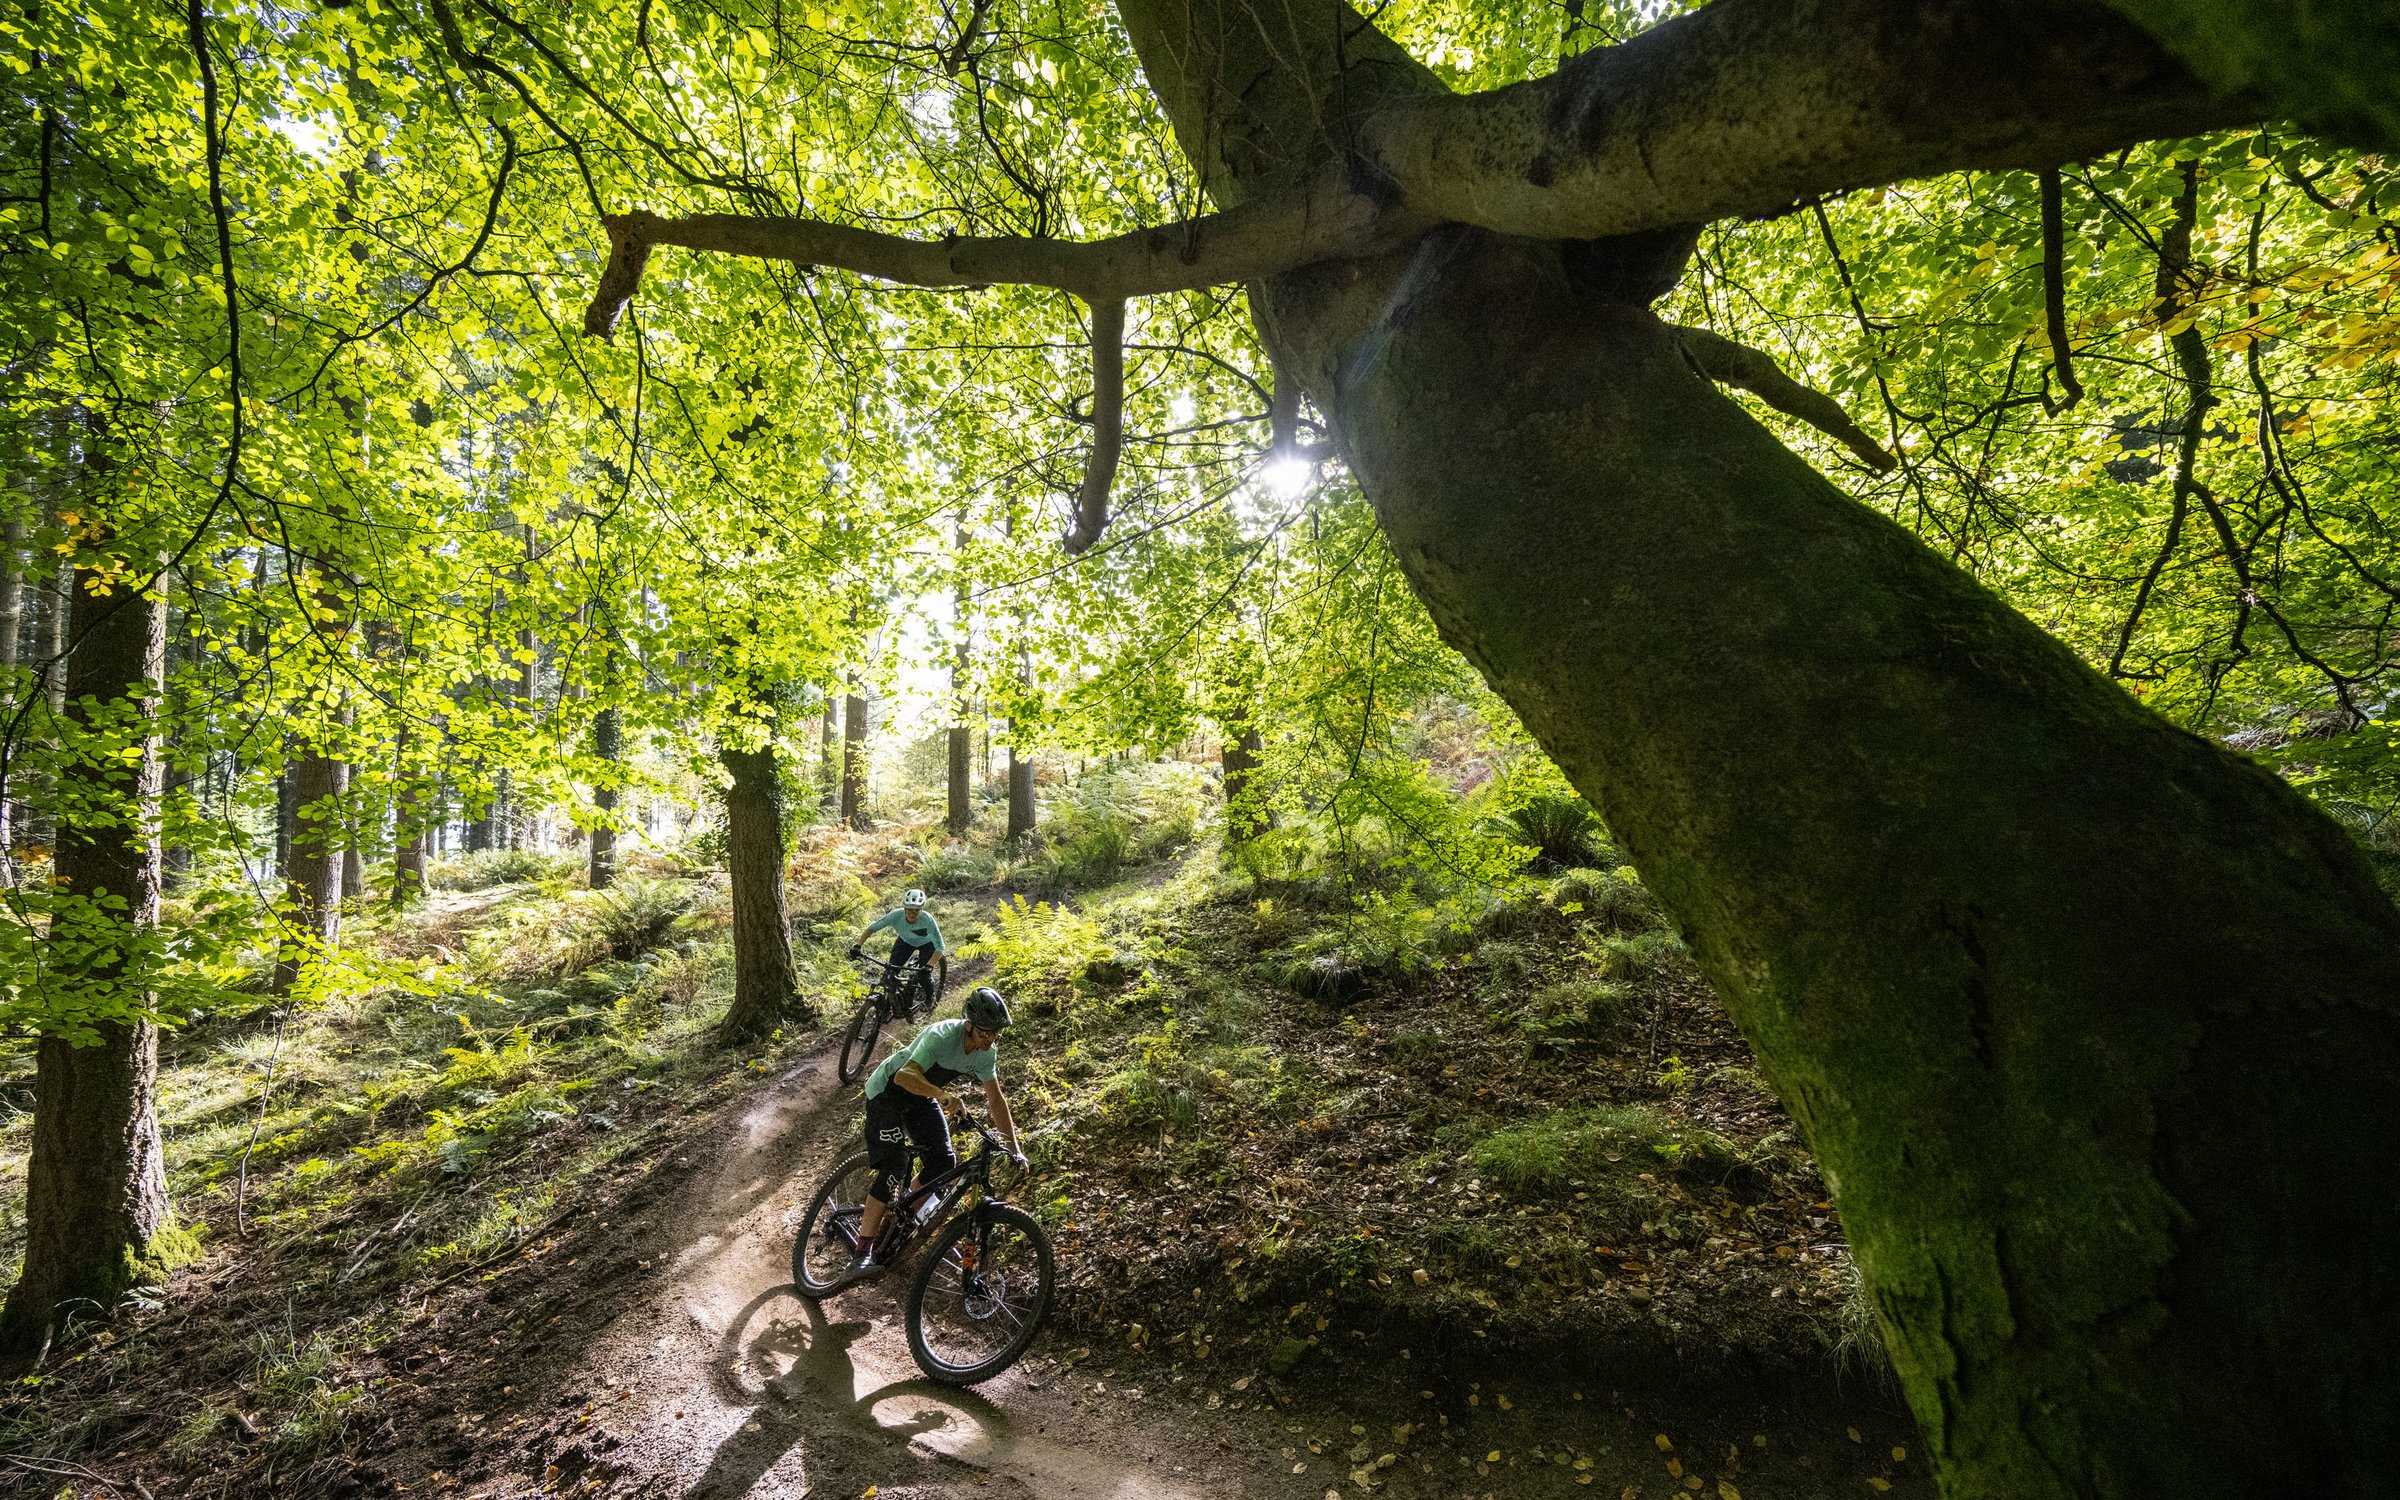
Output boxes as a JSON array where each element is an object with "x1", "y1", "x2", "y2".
[{"x1": 0, "y1": 749, "x2": 1885, "y2": 1494}]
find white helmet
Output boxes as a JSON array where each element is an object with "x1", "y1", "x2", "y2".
[{"x1": 904, "y1": 888, "x2": 927, "y2": 909}]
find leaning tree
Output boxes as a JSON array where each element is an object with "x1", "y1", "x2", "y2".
[{"x1": 488, "y1": 0, "x2": 2400, "y2": 1490}]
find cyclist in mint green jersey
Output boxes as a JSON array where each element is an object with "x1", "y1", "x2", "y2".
[
  {"x1": 849, "y1": 888, "x2": 947, "y2": 1000},
  {"x1": 847, "y1": 986, "x2": 1026, "y2": 1278}
]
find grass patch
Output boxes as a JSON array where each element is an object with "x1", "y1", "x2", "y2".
[{"x1": 1469, "y1": 1103, "x2": 1736, "y2": 1195}]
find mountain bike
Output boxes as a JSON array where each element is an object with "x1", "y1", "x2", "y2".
[
  {"x1": 835, "y1": 951, "x2": 944, "y2": 1084},
  {"x1": 790, "y1": 1109, "x2": 1055, "y2": 1386}
]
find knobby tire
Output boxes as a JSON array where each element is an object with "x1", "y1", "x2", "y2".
[
  {"x1": 792, "y1": 1148, "x2": 878, "y2": 1299},
  {"x1": 904, "y1": 1202, "x2": 1055, "y2": 1385}
]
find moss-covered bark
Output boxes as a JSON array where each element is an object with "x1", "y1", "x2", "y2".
[
  {"x1": 2097, "y1": 0, "x2": 2400, "y2": 150},
  {"x1": 1116, "y1": 0, "x2": 2400, "y2": 1489}
]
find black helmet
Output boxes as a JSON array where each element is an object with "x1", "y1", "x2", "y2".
[{"x1": 963, "y1": 986, "x2": 1012, "y2": 1033}]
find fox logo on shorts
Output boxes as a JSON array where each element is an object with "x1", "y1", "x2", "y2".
[{"x1": 875, "y1": 1123, "x2": 906, "y2": 1146}]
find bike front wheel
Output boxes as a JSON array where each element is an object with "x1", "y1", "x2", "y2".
[
  {"x1": 792, "y1": 1149, "x2": 878, "y2": 1299},
  {"x1": 904, "y1": 1203, "x2": 1055, "y2": 1385},
  {"x1": 836, "y1": 1002, "x2": 883, "y2": 1084}
]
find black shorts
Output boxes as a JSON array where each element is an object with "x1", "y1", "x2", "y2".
[
  {"x1": 888, "y1": 936, "x2": 938, "y2": 969},
  {"x1": 864, "y1": 1085, "x2": 954, "y2": 1201}
]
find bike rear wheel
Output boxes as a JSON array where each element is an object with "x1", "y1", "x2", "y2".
[
  {"x1": 837, "y1": 1002, "x2": 883, "y2": 1084},
  {"x1": 905, "y1": 1203, "x2": 1055, "y2": 1385},
  {"x1": 792, "y1": 1149, "x2": 879, "y2": 1298}
]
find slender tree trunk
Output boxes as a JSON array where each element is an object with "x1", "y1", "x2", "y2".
[
  {"x1": 948, "y1": 506, "x2": 973, "y2": 836},
  {"x1": 841, "y1": 675, "x2": 869, "y2": 830},
  {"x1": 1112, "y1": 0, "x2": 2400, "y2": 1490},
  {"x1": 717, "y1": 745, "x2": 808, "y2": 1042},
  {"x1": 1006, "y1": 635, "x2": 1035, "y2": 839},
  {"x1": 818, "y1": 694, "x2": 838, "y2": 813},
  {"x1": 590, "y1": 704, "x2": 621, "y2": 889},
  {"x1": 0, "y1": 529, "x2": 184, "y2": 1362},
  {"x1": 390, "y1": 725, "x2": 425, "y2": 907},
  {"x1": 274, "y1": 762, "x2": 298, "y2": 880},
  {"x1": 0, "y1": 513, "x2": 22, "y2": 870}
]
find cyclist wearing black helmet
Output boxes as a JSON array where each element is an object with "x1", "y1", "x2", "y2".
[
  {"x1": 848, "y1": 985, "x2": 1026, "y2": 1276},
  {"x1": 848, "y1": 888, "x2": 947, "y2": 1009}
]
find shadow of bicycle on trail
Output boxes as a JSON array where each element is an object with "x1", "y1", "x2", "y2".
[{"x1": 684, "y1": 1282, "x2": 1024, "y2": 1499}]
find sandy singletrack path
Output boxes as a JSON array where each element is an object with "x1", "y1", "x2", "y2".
[{"x1": 444, "y1": 1037, "x2": 1274, "y2": 1500}]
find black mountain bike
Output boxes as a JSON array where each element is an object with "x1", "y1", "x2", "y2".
[
  {"x1": 790, "y1": 1110, "x2": 1055, "y2": 1386},
  {"x1": 835, "y1": 952, "x2": 944, "y2": 1084}
]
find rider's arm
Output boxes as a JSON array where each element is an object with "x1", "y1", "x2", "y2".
[
  {"x1": 893, "y1": 1060, "x2": 962, "y2": 1114},
  {"x1": 983, "y1": 1076, "x2": 1023, "y2": 1160}
]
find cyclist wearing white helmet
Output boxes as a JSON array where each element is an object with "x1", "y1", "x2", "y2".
[
  {"x1": 849, "y1": 888, "x2": 947, "y2": 1004},
  {"x1": 849, "y1": 985, "x2": 1025, "y2": 1276}
]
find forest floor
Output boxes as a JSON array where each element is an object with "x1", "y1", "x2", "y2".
[{"x1": 0, "y1": 809, "x2": 1929, "y2": 1500}]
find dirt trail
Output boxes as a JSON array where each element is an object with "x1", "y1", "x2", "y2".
[
  {"x1": 449, "y1": 1039, "x2": 1273, "y2": 1500},
  {"x1": 392, "y1": 1029, "x2": 1928, "y2": 1500}
]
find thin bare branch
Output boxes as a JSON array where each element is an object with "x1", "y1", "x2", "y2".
[{"x1": 2040, "y1": 167, "x2": 2086, "y2": 411}]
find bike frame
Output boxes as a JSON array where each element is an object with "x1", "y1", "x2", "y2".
[
  {"x1": 854, "y1": 951, "x2": 937, "y2": 1017},
  {"x1": 830, "y1": 1118, "x2": 1010, "y2": 1260}
]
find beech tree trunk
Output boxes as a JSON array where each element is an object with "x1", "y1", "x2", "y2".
[
  {"x1": 590, "y1": 704, "x2": 621, "y2": 889},
  {"x1": 840, "y1": 677, "x2": 868, "y2": 830},
  {"x1": 717, "y1": 745, "x2": 808, "y2": 1043},
  {"x1": 1113, "y1": 0, "x2": 2400, "y2": 1491},
  {"x1": 0, "y1": 535, "x2": 181, "y2": 1361}
]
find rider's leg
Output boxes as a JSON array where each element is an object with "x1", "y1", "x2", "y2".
[
  {"x1": 859, "y1": 1091, "x2": 916, "y2": 1251},
  {"x1": 902, "y1": 1091, "x2": 959, "y2": 1198}
]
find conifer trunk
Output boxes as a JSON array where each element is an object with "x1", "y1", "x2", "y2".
[
  {"x1": 718, "y1": 745, "x2": 807, "y2": 1042},
  {"x1": 0, "y1": 524, "x2": 180, "y2": 1362}
]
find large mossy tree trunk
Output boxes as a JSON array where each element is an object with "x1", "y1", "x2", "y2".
[
  {"x1": 718, "y1": 744, "x2": 808, "y2": 1043},
  {"x1": 0, "y1": 543, "x2": 186, "y2": 1363},
  {"x1": 1115, "y1": 0, "x2": 2400, "y2": 1490}
]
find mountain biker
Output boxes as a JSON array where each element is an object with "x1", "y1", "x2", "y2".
[
  {"x1": 848, "y1": 888, "x2": 947, "y2": 1011},
  {"x1": 847, "y1": 986, "x2": 1027, "y2": 1279}
]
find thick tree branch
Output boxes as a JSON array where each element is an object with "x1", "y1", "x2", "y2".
[
  {"x1": 583, "y1": 0, "x2": 2250, "y2": 339},
  {"x1": 1674, "y1": 326, "x2": 1897, "y2": 473},
  {"x1": 1062, "y1": 299, "x2": 1127, "y2": 554},
  {"x1": 1359, "y1": 0, "x2": 2254, "y2": 243},
  {"x1": 582, "y1": 186, "x2": 1414, "y2": 338}
]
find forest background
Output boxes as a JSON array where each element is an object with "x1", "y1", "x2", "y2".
[{"x1": 4, "y1": 0, "x2": 2400, "y2": 1493}]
